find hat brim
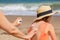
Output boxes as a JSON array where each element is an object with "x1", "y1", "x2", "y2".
[{"x1": 33, "y1": 12, "x2": 57, "y2": 22}]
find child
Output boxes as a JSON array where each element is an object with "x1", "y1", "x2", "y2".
[{"x1": 27, "y1": 6, "x2": 58, "y2": 40}]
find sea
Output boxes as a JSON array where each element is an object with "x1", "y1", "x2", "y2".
[
  {"x1": 0, "y1": 0, "x2": 60, "y2": 40},
  {"x1": 0, "y1": 0, "x2": 60, "y2": 16}
]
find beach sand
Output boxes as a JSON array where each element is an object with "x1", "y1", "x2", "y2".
[{"x1": 0, "y1": 15, "x2": 60, "y2": 40}]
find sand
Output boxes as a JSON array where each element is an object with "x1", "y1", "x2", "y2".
[{"x1": 0, "y1": 15, "x2": 60, "y2": 40}]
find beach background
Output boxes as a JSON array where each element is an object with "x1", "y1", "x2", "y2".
[
  {"x1": 0, "y1": 0, "x2": 60, "y2": 40},
  {"x1": 0, "y1": 15, "x2": 60, "y2": 40}
]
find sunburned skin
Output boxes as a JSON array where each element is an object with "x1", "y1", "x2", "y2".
[
  {"x1": 0, "y1": 11, "x2": 26, "y2": 39},
  {"x1": 0, "y1": 11, "x2": 36, "y2": 40},
  {"x1": 27, "y1": 21, "x2": 57, "y2": 40}
]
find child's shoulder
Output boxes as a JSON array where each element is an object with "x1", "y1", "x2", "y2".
[
  {"x1": 47, "y1": 23, "x2": 54, "y2": 30},
  {"x1": 47, "y1": 23, "x2": 53, "y2": 27}
]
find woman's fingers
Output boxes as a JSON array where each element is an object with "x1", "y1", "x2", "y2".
[{"x1": 13, "y1": 17, "x2": 23, "y2": 26}]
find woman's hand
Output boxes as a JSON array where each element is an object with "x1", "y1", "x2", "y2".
[
  {"x1": 32, "y1": 23, "x2": 38, "y2": 31},
  {"x1": 24, "y1": 35, "x2": 33, "y2": 40},
  {"x1": 0, "y1": 12, "x2": 25, "y2": 39},
  {"x1": 13, "y1": 17, "x2": 23, "y2": 26}
]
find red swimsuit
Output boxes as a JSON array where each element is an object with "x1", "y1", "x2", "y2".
[{"x1": 27, "y1": 21, "x2": 49, "y2": 40}]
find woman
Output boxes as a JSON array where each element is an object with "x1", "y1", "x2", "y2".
[
  {"x1": 1, "y1": 17, "x2": 23, "y2": 34},
  {"x1": 0, "y1": 11, "x2": 36, "y2": 39},
  {"x1": 27, "y1": 6, "x2": 58, "y2": 40}
]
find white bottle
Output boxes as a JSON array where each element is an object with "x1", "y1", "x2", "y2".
[{"x1": 18, "y1": 19, "x2": 22, "y2": 24}]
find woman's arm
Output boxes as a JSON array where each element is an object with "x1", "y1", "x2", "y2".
[
  {"x1": 48, "y1": 24, "x2": 57, "y2": 40},
  {"x1": 26, "y1": 29, "x2": 36, "y2": 38},
  {"x1": 0, "y1": 11, "x2": 26, "y2": 39}
]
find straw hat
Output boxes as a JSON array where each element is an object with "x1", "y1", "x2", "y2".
[{"x1": 34, "y1": 6, "x2": 58, "y2": 22}]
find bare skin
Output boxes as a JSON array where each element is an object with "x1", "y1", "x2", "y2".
[
  {"x1": 48, "y1": 23, "x2": 57, "y2": 40},
  {"x1": 11, "y1": 15, "x2": 57, "y2": 40},
  {"x1": 0, "y1": 11, "x2": 26, "y2": 39},
  {"x1": 0, "y1": 11, "x2": 36, "y2": 40},
  {"x1": 47, "y1": 16, "x2": 57, "y2": 40},
  {"x1": 26, "y1": 16, "x2": 57, "y2": 40},
  {"x1": 12, "y1": 15, "x2": 36, "y2": 39},
  {"x1": 0, "y1": 10, "x2": 57, "y2": 40},
  {"x1": 12, "y1": 17, "x2": 23, "y2": 26}
]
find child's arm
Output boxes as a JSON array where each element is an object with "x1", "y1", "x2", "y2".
[{"x1": 48, "y1": 24, "x2": 57, "y2": 40}]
